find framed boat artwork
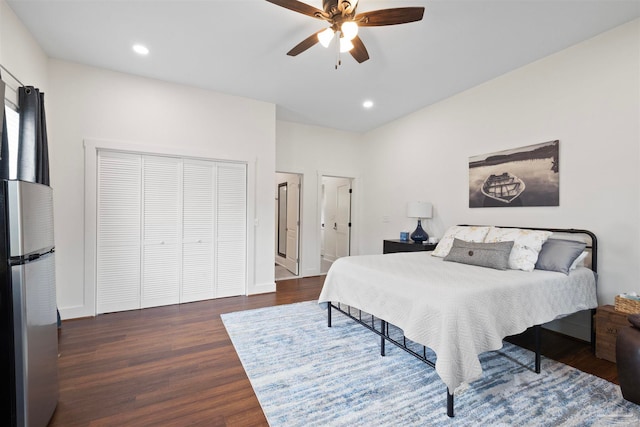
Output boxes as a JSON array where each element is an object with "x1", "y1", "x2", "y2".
[{"x1": 469, "y1": 140, "x2": 559, "y2": 208}]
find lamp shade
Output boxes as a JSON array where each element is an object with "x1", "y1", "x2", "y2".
[
  {"x1": 341, "y1": 21, "x2": 358, "y2": 41},
  {"x1": 339, "y1": 37, "x2": 354, "y2": 52},
  {"x1": 318, "y1": 28, "x2": 335, "y2": 48},
  {"x1": 407, "y1": 201, "x2": 432, "y2": 219}
]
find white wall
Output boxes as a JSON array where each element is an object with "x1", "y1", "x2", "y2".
[
  {"x1": 276, "y1": 121, "x2": 363, "y2": 277},
  {"x1": 47, "y1": 60, "x2": 276, "y2": 319},
  {"x1": 0, "y1": 0, "x2": 48, "y2": 92},
  {"x1": 359, "y1": 20, "x2": 640, "y2": 338}
]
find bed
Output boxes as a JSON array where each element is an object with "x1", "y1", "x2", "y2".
[{"x1": 317, "y1": 226, "x2": 598, "y2": 417}]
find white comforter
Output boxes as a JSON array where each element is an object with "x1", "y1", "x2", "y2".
[{"x1": 318, "y1": 252, "x2": 597, "y2": 393}]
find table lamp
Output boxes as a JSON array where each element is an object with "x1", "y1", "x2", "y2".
[{"x1": 407, "y1": 201, "x2": 432, "y2": 243}]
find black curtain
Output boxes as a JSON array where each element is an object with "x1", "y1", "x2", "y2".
[
  {"x1": 17, "y1": 86, "x2": 49, "y2": 186},
  {"x1": 0, "y1": 75, "x2": 8, "y2": 180}
]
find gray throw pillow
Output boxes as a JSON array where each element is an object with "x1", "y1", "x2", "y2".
[
  {"x1": 535, "y1": 238, "x2": 587, "y2": 275},
  {"x1": 444, "y1": 238, "x2": 514, "y2": 270}
]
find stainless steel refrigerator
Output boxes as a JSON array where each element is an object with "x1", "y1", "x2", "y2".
[{"x1": 0, "y1": 179, "x2": 58, "y2": 426}]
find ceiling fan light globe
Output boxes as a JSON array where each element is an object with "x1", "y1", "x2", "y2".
[
  {"x1": 339, "y1": 38, "x2": 354, "y2": 53},
  {"x1": 341, "y1": 21, "x2": 358, "y2": 41},
  {"x1": 318, "y1": 28, "x2": 335, "y2": 48}
]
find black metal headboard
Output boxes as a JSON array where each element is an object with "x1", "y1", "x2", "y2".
[
  {"x1": 461, "y1": 225, "x2": 599, "y2": 349},
  {"x1": 459, "y1": 225, "x2": 598, "y2": 273}
]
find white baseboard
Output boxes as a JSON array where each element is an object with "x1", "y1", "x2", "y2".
[
  {"x1": 249, "y1": 281, "x2": 276, "y2": 295},
  {"x1": 59, "y1": 305, "x2": 94, "y2": 320},
  {"x1": 302, "y1": 267, "x2": 320, "y2": 277}
]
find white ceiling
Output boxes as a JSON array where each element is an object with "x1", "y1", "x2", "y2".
[{"x1": 6, "y1": 0, "x2": 640, "y2": 133}]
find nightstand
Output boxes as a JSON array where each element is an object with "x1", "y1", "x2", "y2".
[
  {"x1": 595, "y1": 305, "x2": 631, "y2": 363},
  {"x1": 383, "y1": 239, "x2": 437, "y2": 254}
]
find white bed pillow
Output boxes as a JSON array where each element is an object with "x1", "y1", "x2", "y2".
[
  {"x1": 484, "y1": 227, "x2": 552, "y2": 271},
  {"x1": 570, "y1": 251, "x2": 589, "y2": 270},
  {"x1": 431, "y1": 225, "x2": 492, "y2": 257}
]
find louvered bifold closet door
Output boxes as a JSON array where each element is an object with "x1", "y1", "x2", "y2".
[
  {"x1": 141, "y1": 156, "x2": 182, "y2": 308},
  {"x1": 96, "y1": 151, "x2": 142, "y2": 314},
  {"x1": 181, "y1": 160, "x2": 214, "y2": 303},
  {"x1": 216, "y1": 163, "x2": 246, "y2": 297}
]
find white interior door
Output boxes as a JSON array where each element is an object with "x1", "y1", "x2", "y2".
[
  {"x1": 216, "y1": 163, "x2": 247, "y2": 298},
  {"x1": 141, "y1": 156, "x2": 181, "y2": 309},
  {"x1": 96, "y1": 150, "x2": 247, "y2": 313},
  {"x1": 321, "y1": 176, "x2": 352, "y2": 264},
  {"x1": 96, "y1": 151, "x2": 141, "y2": 314},
  {"x1": 322, "y1": 181, "x2": 337, "y2": 262},
  {"x1": 284, "y1": 176, "x2": 299, "y2": 274},
  {"x1": 182, "y1": 160, "x2": 214, "y2": 303},
  {"x1": 336, "y1": 182, "x2": 352, "y2": 258}
]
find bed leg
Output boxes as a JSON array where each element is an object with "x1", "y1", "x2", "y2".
[
  {"x1": 380, "y1": 320, "x2": 386, "y2": 356},
  {"x1": 447, "y1": 391, "x2": 454, "y2": 417},
  {"x1": 534, "y1": 324, "x2": 541, "y2": 374},
  {"x1": 328, "y1": 303, "x2": 332, "y2": 328},
  {"x1": 590, "y1": 308, "x2": 596, "y2": 353}
]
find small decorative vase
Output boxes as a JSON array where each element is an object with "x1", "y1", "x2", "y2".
[{"x1": 410, "y1": 219, "x2": 429, "y2": 243}]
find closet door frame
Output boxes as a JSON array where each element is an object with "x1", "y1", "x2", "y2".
[{"x1": 83, "y1": 139, "x2": 253, "y2": 318}]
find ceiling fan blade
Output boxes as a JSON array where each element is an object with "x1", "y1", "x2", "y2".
[
  {"x1": 355, "y1": 7, "x2": 425, "y2": 27},
  {"x1": 265, "y1": 0, "x2": 325, "y2": 19},
  {"x1": 287, "y1": 30, "x2": 322, "y2": 56},
  {"x1": 350, "y1": 36, "x2": 369, "y2": 63}
]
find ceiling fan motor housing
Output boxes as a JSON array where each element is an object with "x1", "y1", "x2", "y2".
[{"x1": 323, "y1": 0, "x2": 357, "y2": 17}]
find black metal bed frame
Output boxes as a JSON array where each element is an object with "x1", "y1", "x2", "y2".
[{"x1": 326, "y1": 227, "x2": 598, "y2": 418}]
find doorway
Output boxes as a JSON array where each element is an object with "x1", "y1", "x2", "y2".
[
  {"x1": 275, "y1": 172, "x2": 301, "y2": 280},
  {"x1": 320, "y1": 175, "x2": 353, "y2": 274}
]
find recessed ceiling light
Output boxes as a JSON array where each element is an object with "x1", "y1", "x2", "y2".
[
  {"x1": 363, "y1": 100, "x2": 374, "y2": 109},
  {"x1": 132, "y1": 44, "x2": 149, "y2": 55}
]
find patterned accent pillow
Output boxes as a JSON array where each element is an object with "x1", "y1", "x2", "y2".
[
  {"x1": 484, "y1": 227, "x2": 553, "y2": 271},
  {"x1": 431, "y1": 225, "x2": 492, "y2": 258},
  {"x1": 444, "y1": 238, "x2": 514, "y2": 270}
]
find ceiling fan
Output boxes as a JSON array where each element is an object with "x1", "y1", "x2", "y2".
[{"x1": 266, "y1": 0, "x2": 425, "y2": 65}]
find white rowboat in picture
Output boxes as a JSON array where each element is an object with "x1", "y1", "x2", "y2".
[{"x1": 481, "y1": 172, "x2": 525, "y2": 204}]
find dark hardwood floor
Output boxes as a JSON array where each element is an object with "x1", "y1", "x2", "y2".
[{"x1": 51, "y1": 276, "x2": 617, "y2": 426}]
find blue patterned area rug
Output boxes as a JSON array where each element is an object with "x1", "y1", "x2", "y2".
[{"x1": 221, "y1": 301, "x2": 639, "y2": 426}]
